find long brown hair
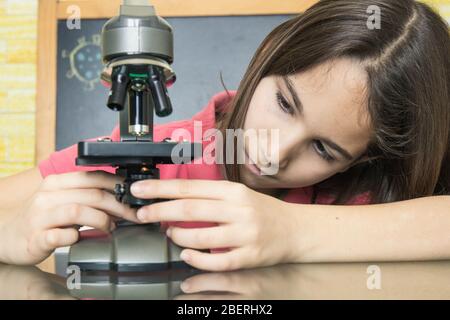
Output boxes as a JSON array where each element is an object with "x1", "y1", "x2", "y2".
[{"x1": 217, "y1": 0, "x2": 450, "y2": 204}]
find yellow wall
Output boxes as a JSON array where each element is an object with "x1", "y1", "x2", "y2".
[
  {"x1": 0, "y1": 0, "x2": 37, "y2": 177},
  {"x1": 0, "y1": 0, "x2": 448, "y2": 178},
  {"x1": 427, "y1": 0, "x2": 450, "y2": 24}
]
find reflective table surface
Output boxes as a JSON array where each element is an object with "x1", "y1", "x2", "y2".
[{"x1": 2, "y1": 259, "x2": 450, "y2": 299}]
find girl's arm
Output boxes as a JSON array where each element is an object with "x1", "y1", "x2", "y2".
[
  {"x1": 288, "y1": 195, "x2": 450, "y2": 263},
  {"x1": 127, "y1": 179, "x2": 450, "y2": 270}
]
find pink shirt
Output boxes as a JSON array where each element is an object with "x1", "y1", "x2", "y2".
[{"x1": 39, "y1": 90, "x2": 371, "y2": 210}]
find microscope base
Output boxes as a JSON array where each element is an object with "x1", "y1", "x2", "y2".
[{"x1": 68, "y1": 224, "x2": 190, "y2": 272}]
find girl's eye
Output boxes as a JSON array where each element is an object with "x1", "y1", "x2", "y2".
[
  {"x1": 276, "y1": 91, "x2": 294, "y2": 115},
  {"x1": 313, "y1": 140, "x2": 335, "y2": 162}
]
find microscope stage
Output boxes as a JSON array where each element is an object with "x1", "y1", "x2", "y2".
[{"x1": 76, "y1": 141, "x2": 202, "y2": 166}]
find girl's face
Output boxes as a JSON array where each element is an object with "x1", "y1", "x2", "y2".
[{"x1": 241, "y1": 58, "x2": 373, "y2": 190}]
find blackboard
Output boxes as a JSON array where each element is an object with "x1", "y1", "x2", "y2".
[{"x1": 56, "y1": 15, "x2": 293, "y2": 150}]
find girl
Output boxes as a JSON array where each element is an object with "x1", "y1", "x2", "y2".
[{"x1": 0, "y1": 0, "x2": 449, "y2": 271}]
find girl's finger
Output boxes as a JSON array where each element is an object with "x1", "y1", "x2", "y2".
[
  {"x1": 137, "y1": 199, "x2": 239, "y2": 224},
  {"x1": 38, "y1": 189, "x2": 139, "y2": 223},
  {"x1": 130, "y1": 179, "x2": 249, "y2": 202},
  {"x1": 32, "y1": 228, "x2": 79, "y2": 256},
  {"x1": 180, "y1": 248, "x2": 247, "y2": 272},
  {"x1": 168, "y1": 226, "x2": 242, "y2": 250},
  {"x1": 41, "y1": 171, "x2": 122, "y2": 193},
  {"x1": 46, "y1": 204, "x2": 115, "y2": 233}
]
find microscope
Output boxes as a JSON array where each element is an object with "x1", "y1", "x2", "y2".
[{"x1": 67, "y1": 0, "x2": 202, "y2": 272}]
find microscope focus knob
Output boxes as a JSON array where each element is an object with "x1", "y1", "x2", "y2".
[{"x1": 114, "y1": 183, "x2": 126, "y2": 203}]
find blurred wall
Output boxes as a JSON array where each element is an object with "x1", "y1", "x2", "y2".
[
  {"x1": 0, "y1": 0, "x2": 37, "y2": 177},
  {"x1": 431, "y1": 0, "x2": 450, "y2": 24}
]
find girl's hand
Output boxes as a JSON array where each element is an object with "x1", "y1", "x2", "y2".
[
  {"x1": 0, "y1": 171, "x2": 138, "y2": 265},
  {"x1": 131, "y1": 179, "x2": 297, "y2": 271}
]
